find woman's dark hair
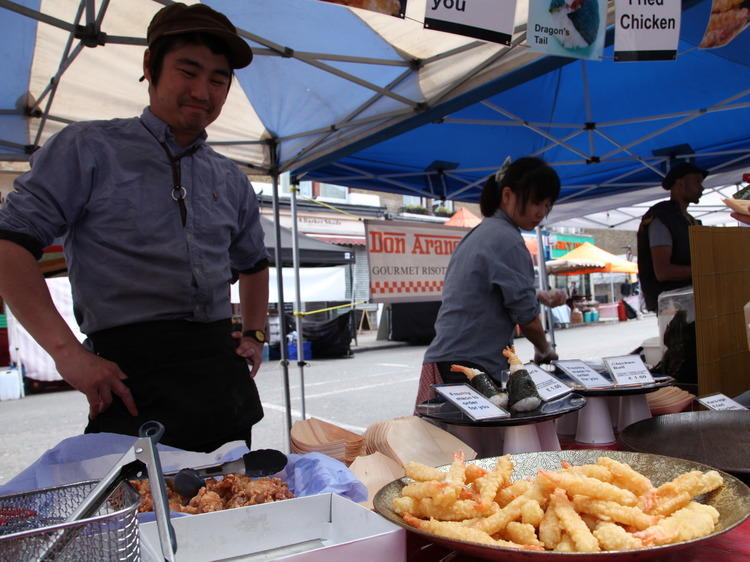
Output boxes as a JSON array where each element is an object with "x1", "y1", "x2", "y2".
[
  {"x1": 479, "y1": 157, "x2": 561, "y2": 217},
  {"x1": 147, "y1": 32, "x2": 234, "y2": 88}
]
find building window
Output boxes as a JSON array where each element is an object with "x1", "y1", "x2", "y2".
[
  {"x1": 403, "y1": 195, "x2": 425, "y2": 207},
  {"x1": 317, "y1": 182, "x2": 348, "y2": 202},
  {"x1": 279, "y1": 173, "x2": 312, "y2": 198}
]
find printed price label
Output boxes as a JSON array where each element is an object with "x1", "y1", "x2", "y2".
[
  {"x1": 554, "y1": 360, "x2": 613, "y2": 389},
  {"x1": 603, "y1": 355, "x2": 654, "y2": 386},
  {"x1": 697, "y1": 393, "x2": 748, "y2": 411},
  {"x1": 525, "y1": 363, "x2": 572, "y2": 401},
  {"x1": 434, "y1": 384, "x2": 510, "y2": 421}
]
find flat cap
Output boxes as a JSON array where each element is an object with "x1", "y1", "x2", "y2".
[{"x1": 147, "y1": 3, "x2": 252, "y2": 69}]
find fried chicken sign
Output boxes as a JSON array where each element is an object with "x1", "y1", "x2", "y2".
[{"x1": 318, "y1": 0, "x2": 406, "y2": 18}]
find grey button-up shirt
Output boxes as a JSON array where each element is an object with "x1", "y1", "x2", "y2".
[
  {"x1": 424, "y1": 209, "x2": 540, "y2": 377},
  {"x1": 0, "y1": 109, "x2": 268, "y2": 334}
]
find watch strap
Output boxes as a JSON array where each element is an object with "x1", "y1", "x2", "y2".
[{"x1": 242, "y1": 329, "x2": 266, "y2": 343}]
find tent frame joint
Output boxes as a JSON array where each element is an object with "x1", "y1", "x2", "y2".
[
  {"x1": 586, "y1": 156, "x2": 601, "y2": 164},
  {"x1": 584, "y1": 122, "x2": 596, "y2": 130},
  {"x1": 74, "y1": 23, "x2": 106, "y2": 48}
]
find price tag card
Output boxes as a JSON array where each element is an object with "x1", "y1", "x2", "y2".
[
  {"x1": 553, "y1": 360, "x2": 613, "y2": 389},
  {"x1": 603, "y1": 355, "x2": 654, "y2": 386},
  {"x1": 434, "y1": 384, "x2": 510, "y2": 421},
  {"x1": 698, "y1": 393, "x2": 748, "y2": 411},
  {"x1": 524, "y1": 363, "x2": 572, "y2": 401}
]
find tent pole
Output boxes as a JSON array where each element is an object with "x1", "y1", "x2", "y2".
[
  {"x1": 270, "y1": 162, "x2": 293, "y2": 453},
  {"x1": 536, "y1": 227, "x2": 556, "y2": 348},
  {"x1": 290, "y1": 180, "x2": 307, "y2": 420}
]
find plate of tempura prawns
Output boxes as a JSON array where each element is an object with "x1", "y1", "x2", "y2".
[{"x1": 373, "y1": 449, "x2": 750, "y2": 560}]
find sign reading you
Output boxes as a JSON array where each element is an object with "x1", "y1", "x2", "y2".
[
  {"x1": 614, "y1": 0, "x2": 681, "y2": 61},
  {"x1": 424, "y1": 0, "x2": 518, "y2": 45},
  {"x1": 435, "y1": 384, "x2": 510, "y2": 421},
  {"x1": 365, "y1": 219, "x2": 469, "y2": 303}
]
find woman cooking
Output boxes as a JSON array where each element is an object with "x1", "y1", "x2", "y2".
[{"x1": 416, "y1": 157, "x2": 564, "y2": 407}]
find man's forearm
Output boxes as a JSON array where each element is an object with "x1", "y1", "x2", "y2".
[
  {"x1": 0, "y1": 240, "x2": 82, "y2": 359},
  {"x1": 519, "y1": 315, "x2": 551, "y2": 352},
  {"x1": 238, "y1": 268, "x2": 269, "y2": 331}
]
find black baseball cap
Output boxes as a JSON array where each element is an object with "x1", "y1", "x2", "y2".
[
  {"x1": 147, "y1": 3, "x2": 253, "y2": 69},
  {"x1": 662, "y1": 162, "x2": 708, "y2": 190}
]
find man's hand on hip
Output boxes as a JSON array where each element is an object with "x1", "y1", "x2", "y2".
[
  {"x1": 232, "y1": 331, "x2": 264, "y2": 378},
  {"x1": 55, "y1": 346, "x2": 137, "y2": 419}
]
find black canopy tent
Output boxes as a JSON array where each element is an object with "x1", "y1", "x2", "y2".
[{"x1": 259, "y1": 216, "x2": 353, "y2": 268}]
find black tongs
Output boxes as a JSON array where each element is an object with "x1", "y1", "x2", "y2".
[{"x1": 171, "y1": 448, "x2": 288, "y2": 499}]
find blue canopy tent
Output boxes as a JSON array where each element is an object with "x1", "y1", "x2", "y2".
[
  {"x1": 0, "y1": 0, "x2": 541, "y2": 441},
  {"x1": 297, "y1": 0, "x2": 750, "y2": 226}
]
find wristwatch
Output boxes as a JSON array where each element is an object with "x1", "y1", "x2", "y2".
[{"x1": 242, "y1": 329, "x2": 266, "y2": 343}]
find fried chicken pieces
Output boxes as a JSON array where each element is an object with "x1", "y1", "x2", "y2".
[
  {"x1": 131, "y1": 473, "x2": 294, "y2": 515},
  {"x1": 394, "y1": 453, "x2": 725, "y2": 553}
]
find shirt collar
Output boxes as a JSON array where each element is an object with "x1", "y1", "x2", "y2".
[
  {"x1": 490, "y1": 208, "x2": 517, "y2": 229},
  {"x1": 140, "y1": 107, "x2": 207, "y2": 150}
]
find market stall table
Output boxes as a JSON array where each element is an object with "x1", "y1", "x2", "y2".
[
  {"x1": 620, "y1": 410, "x2": 750, "y2": 477},
  {"x1": 554, "y1": 376, "x2": 675, "y2": 445},
  {"x1": 416, "y1": 393, "x2": 586, "y2": 456}
]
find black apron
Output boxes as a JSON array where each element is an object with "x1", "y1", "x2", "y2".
[{"x1": 85, "y1": 319, "x2": 263, "y2": 452}]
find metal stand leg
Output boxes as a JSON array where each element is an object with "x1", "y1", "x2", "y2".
[
  {"x1": 556, "y1": 412, "x2": 579, "y2": 436},
  {"x1": 536, "y1": 420, "x2": 561, "y2": 451},
  {"x1": 575, "y1": 396, "x2": 616, "y2": 445},
  {"x1": 503, "y1": 425, "x2": 542, "y2": 454},
  {"x1": 618, "y1": 395, "x2": 652, "y2": 432},
  {"x1": 606, "y1": 396, "x2": 620, "y2": 428}
]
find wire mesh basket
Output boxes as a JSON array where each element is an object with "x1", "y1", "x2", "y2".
[{"x1": 0, "y1": 479, "x2": 140, "y2": 561}]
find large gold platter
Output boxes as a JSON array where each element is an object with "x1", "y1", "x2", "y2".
[{"x1": 373, "y1": 450, "x2": 750, "y2": 561}]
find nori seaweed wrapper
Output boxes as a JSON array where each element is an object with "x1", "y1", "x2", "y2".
[
  {"x1": 508, "y1": 368, "x2": 542, "y2": 412},
  {"x1": 470, "y1": 373, "x2": 501, "y2": 399},
  {"x1": 568, "y1": 0, "x2": 600, "y2": 46}
]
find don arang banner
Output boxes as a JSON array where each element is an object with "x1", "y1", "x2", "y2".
[{"x1": 365, "y1": 219, "x2": 470, "y2": 303}]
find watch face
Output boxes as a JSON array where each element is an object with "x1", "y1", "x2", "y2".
[{"x1": 254, "y1": 330, "x2": 266, "y2": 342}]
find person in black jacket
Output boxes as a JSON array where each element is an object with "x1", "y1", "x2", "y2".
[{"x1": 636, "y1": 162, "x2": 707, "y2": 312}]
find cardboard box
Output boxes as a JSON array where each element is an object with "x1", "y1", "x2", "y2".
[
  {"x1": 690, "y1": 226, "x2": 750, "y2": 396},
  {"x1": 139, "y1": 493, "x2": 405, "y2": 561}
]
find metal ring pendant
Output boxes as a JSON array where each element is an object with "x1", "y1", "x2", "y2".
[{"x1": 171, "y1": 185, "x2": 187, "y2": 201}]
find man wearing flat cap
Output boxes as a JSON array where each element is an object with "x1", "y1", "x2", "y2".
[
  {"x1": 636, "y1": 162, "x2": 708, "y2": 312},
  {"x1": 0, "y1": 4, "x2": 268, "y2": 451}
]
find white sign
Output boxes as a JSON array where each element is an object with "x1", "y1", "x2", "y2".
[
  {"x1": 527, "y1": 0, "x2": 607, "y2": 61},
  {"x1": 525, "y1": 363, "x2": 572, "y2": 401},
  {"x1": 554, "y1": 359, "x2": 613, "y2": 389},
  {"x1": 614, "y1": 0, "x2": 681, "y2": 62},
  {"x1": 365, "y1": 219, "x2": 469, "y2": 303},
  {"x1": 435, "y1": 384, "x2": 510, "y2": 421},
  {"x1": 698, "y1": 393, "x2": 748, "y2": 411},
  {"x1": 603, "y1": 355, "x2": 655, "y2": 386},
  {"x1": 424, "y1": 0, "x2": 517, "y2": 45}
]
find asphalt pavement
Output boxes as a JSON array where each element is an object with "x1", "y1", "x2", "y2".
[{"x1": 0, "y1": 314, "x2": 658, "y2": 486}]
